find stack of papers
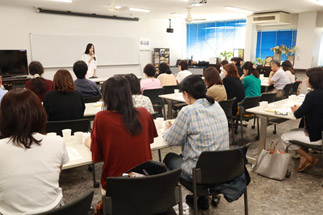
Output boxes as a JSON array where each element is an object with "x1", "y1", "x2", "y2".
[{"x1": 67, "y1": 147, "x2": 82, "y2": 161}]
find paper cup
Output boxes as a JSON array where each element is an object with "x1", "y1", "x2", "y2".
[
  {"x1": 259, "y1": 101, "x2": 268, "y2": 110},
  {"x1": 74, "y1": 131, "x2": 83, "y2": 145},
  {"x1": 174, "y1": 89, "x2": 179, "y2": 94},
  {"x1": 155, "y1": 117, "x2": 164, "y2": 129},
  {"x1": 47, "y1": 132, "x2": 57, "y2": 136},
  {"x1": 62, "y1": 129, "x2": 72, "y2": 142}
]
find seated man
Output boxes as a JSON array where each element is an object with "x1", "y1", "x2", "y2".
[
  {"x1": 163, "y1": 75, "x2": 229, "y2": 210},
  {"x1": 268, "y1": 60, "x2": 290, "y2": 99},
  {"x1": 73, "y1": 61, "x2": 101, "y2": 98}
]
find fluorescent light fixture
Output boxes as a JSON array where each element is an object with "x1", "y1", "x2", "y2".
[
  {"x1": 50, "y1": 0, "x2": 73, "y2": 3},
  {"x1": 129, "y1": 8, "x2": 150, "y2": 13},
  {"x1": 225, "y1": 6, "x2": 253, "y2": 14},
  {"x1": 308, "y1": 0, "x2": 323, "y2": 6}
]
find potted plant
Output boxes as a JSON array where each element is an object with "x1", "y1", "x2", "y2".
[
  {"x1": 220, "y1": 51, "x2": 233, "y2": 60},
  {"x1": 284, "y1": 46, "x2": 297, "y2": 65},
  {"x1": 270, "y1": 45, "x2": 285, "y2": 62}
]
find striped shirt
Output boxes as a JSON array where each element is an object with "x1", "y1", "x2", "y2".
[{"x1": 163, "y1": 98, "x2": 229, "y2": 176}]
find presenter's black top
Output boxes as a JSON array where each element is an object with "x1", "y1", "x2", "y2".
[
  {"x1": 294, "y1": 89, "x2": 323, "y2": 141},
  {"x1": 223, "y1": 76, "x2": 245, "y2": 115},
  {"x1": 43, "y1": 91, "x2": 85, "y2": 121}
]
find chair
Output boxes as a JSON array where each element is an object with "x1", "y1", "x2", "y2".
[
  {"x1": 235, "y1": 96, "x2": 261, "y2": 140},
  {"x1": 102, "y1": 168, "x2": 183, "y2": 215},
  {"x1": 179, "y1": 149, "x2": 248, "y2": 215},
  {"x1": 143, "y1": 88, "x2": 165, "y2": 118},
  {"x1": 291, "y1": 81, "x2": 301, "y2": 95},
  {"x1": 163, "y1": 85, "x2": 179, "y2": 94},
  {"x1": 281, "y1": 83, "x2": 294, "y2": 99},
  {"x1": 45, "y1": 118, "x2": 91, "y2": 136},
  {"x1": 34, "y1": 190, "x2": 94, "y2": 215},
  {"x1": 219, "y1": 98, "x2": 236, "y2": 144},
  {"x1": 83, "y1": 95, "x2": 101, "y2": 103}
]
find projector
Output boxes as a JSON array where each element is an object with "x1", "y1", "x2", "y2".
[{"x1": 166, "y1": 28, "x2": 174, "y2": 33}]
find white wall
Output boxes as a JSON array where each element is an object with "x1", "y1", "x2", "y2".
[{"x1": 0, "y1": 5, "x2": 185, "y2": 80}]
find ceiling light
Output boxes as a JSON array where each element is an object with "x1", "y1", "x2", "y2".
[
  {"x1": 308, "y1": 0, "x2": 323, "y2": 6},
  {"x1": 224, "y1": 6, "x2": 253, "y2": 14},
  {"x1": 129, "y1": 8, "x2": 150, "y2": 13},
  {"x1": 50, "y1": 0, "x2": 73, "y2": 3}
]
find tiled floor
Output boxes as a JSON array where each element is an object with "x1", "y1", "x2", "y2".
[{"x1": 59, "y1": 71, "x2": 323, "y2": 215}]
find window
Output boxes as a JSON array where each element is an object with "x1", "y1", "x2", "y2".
[
  {"x1": 256, "y1": 30, "x2": 297, "y2": 61},
  {"x1": 186, "y1": 20, "x2": 246, "y2": 61}
]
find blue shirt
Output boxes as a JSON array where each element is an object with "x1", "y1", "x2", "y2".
[
  {"x1": 242, "y1": 75, "x2": 261, "y2": 97},
  {"x1": 163, "y1": 98, "x2": 229, "y2": 176},
  {"x1": 74, "y1": 78, "x2": 101, "y2": 98}
]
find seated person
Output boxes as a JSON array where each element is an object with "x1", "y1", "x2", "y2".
[
  {"x1": 282, "y1": 60, "x2": 296, "y2": 83},
  {"x1": 0, "y1": 72, "x2": 8, "y2": 103},
  {"x1": 43, "y1": 69, "x2": 85, "y2": 121},
  {"x1": 268, "y1": 60, "x2": 290, "y2": 99},
  {"x1": 0, "y1": 89, "x2": 69, "y2": 214},
  {"x1": 157, "y1": 63, "x2": 177, "y2": 87},
  {"x1": 73, "y1": 60, "x2": 101, "y2": 98},
  {"x1": 223, "y1": 63, "x2": 245, "y2": 115},
  {"x1": 203, "y1": 67, "x2": 227, "y2": 102},
  {"x1": 25, "y1": 61, "x2": 52, "y2": 102},
  {"x1": 219, "y1": 60, "x2": 229, "y2": 80},
  {"x1": 163, "y1": 75, "x2": 229, "y2": 210},
  {"x1": 90, "y1": 76, "x2": 158, "y2": 192},
  {"x1": 281, "y1": 67, "x2": 323, "y2": 172},
  {"x1": 124, "y1": 74, "x2": 154, "y2": 114},
  {"x1": 140, "y1": 64, "x2": 162, "y2": 93},
  {"x1": 176, "y1": 60, "x2": 192, "y2": 83},
  {"x1": 231, "y1": 57, "x2": 243, "y2": 77},
  {"x1": 241, "y1": 61, "x2": 261, "y2": 97}
]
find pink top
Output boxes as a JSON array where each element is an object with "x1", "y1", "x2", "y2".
[{"x1": 140, "y1": 78, "x2": 162, "y2": 93}]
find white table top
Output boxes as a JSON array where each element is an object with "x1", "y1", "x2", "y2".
[
  {"x1": 246, "y1": 96, "x2": 304, "y2": 120},
  {"x1": 159, "y1": 93, "x2": 185, "y2": 103},
  {"x1": 89, "y1": 77, "x2": 108, "y2": 83},
  {"x1": 62, "y1": 123, "x2": 169, "y2": 170},
  {"x1": 260, "y1": 77, "x2": 270, "y2": 87}
]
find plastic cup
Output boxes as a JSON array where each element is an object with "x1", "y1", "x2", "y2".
[
  {"x1": 174, "y1": 89, "x2": 179, "y2": 94},
  {"x1": 62, "y1": 129, "x2": 72, "y2": 143},
  {"x1": 155, "y1": 117, "x2": 164, "y2": 129},
  {"x1": 259, "y1": 101, "x2": 268, "y2": 110},
  {"x1": 74, "y1": 131, "x2": 83, "y2": 145},
  {"x1": 47, "y1": 132, "x2": 57, "y2": 136}
]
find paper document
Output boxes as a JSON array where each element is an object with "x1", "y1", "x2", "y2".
[{"x1": 67, "y1": 147, "x2": 82, "y2": 161}]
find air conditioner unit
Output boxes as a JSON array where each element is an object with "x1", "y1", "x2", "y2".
[{"x1": 248, "y1": 12, "x2": 291, "y2": 26}]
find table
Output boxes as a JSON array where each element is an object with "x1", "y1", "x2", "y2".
[
  {"x1": 84, "y1": 102, "x2": 103, "y2": 117},
  {"x1": 246, "y1": 96, "x2": 304, "y2": 160},
  {"x1": 159, "y1": 93, "x2": 185, "y2": 119}
]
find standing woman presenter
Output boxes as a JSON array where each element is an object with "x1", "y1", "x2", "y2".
[{"x1": 82, "y1": 43, "x2": 98, "y2": 78}]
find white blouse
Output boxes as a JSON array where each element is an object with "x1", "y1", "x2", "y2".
[{"x1": 82, "y1": 54, "x2": 97, "y2": 78}]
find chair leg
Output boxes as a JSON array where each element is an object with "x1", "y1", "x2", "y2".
[
  {"x1": 251, "y1": 118, "x2": 256, "y2": 129},
  {"x1": 192, "y1": 171, "x2": 198, "y2": 215},
  {"x1": 240, "y1": 118, "x2": 243, "y2": 140},
  {"x1": 244, "y1": 188, "x2": 248, "y2": 215},
  {"x1": 256, "y1": 117, "x2": 260, "y2": 140},
  {"x1": 231, "y1": 118, "x2": 235, "y2": 144},
  {"x1": 178, "y1": 185, "x2": 183, "y2": 215},
  {"x1": 273, "y1": 124, "x2": 277, "y2": 134}
]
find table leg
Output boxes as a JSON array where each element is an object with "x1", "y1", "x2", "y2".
[
  {"x1": 91, "y1": 163, "x2": 100, "y2": 188},
  {"x1": 258, "y1": 116, "x2": 268, "y2": 155},
  {"x1": 158, "y1": 149, "x2": 162, "y2": 162},
  {"x1": 167, "y1": 100, "x2": 173, "y2": 120}
]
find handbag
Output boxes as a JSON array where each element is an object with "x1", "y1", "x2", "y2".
[{"x1": 253, "y1": 142, "x2": 291, "y2": 180}]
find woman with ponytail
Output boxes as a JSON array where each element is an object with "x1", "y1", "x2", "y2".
[
  {"x1": 241, "y1": 61, "x2": 261, "y2": 97},
  {"x1": 25, "y1": 61, "x2": 52, "y2": 102},
  {"x1": 90, "y1": 75, "x2": 158, "y2": 191},
  {"x1": 163, "y1": 75, "x2": 229, "y2": 210}
]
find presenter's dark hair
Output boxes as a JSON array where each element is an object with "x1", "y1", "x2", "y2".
[
  {"x1": 0, "y1": 89, "x2": 47, "y2": 149},
  {"x1": 179, "y1": 60, "x2": 188, "y2": 70},
  {"x1": 53, "y1": 69, "x2": 75, "y2": 92},
  {"x1": 203, "y1": 67, "x2": 223, "y2": 87},
  {"x1": 180, "y1": 75, "x2": 214, "y2": 104},
  {"x1": 85, "y1": 43, "x2": 95, "y2": 54},
  {"x1": 73, "y1": 61, "x2": 88, "y2": 79},
  {"x1": 101, "y1": 76, "x2": 142, "y2": 136},
  {"x1": 28, "y1": 61, "x2": 48, "y2": 95},
  {"x1": 159, "y1": 63, "x2": 172, "y2": 74},
  {"x1": 124, "y1": 74, "x2": 141, "y2": 95},
  {"x1": 242, "y1": 61, "x2": 259, "y2": 78},
  {"x1": 223, "y1": 63, "x2": 240, "y2": 78},
  {"x1": 143, "y1": 64, "x2": 156, "y2": 77},
  {"x1": 306, "y1": 67, "x2": 323, "y2": 89}
]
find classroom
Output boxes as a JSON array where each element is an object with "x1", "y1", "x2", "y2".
[{"x1": 0, "y1": 0, "x2": 322, "y2": 215}]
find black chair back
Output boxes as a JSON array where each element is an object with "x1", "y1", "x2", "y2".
[
  {"x1": 291, "y1": 81, "x2": 301, "y2": 95},
  {"x1": 143, "y1": 88, "x2": 164, "y2": 104},
  {"x1": 260, "y1": 92, "x2": 277, "y2": 103},
  {"x1": 219, "y1": 97, "x2": 236, "y2": 118},
  {"x1": 104, "y1": 168, "x2": 182, "y2": 215},
  {"x1": 282, "y1": 83, "x2": 294, "y2": 99},
  {"x1": 195, "y1": 149, "x2": 244, "y2": 184},
  {"x1": 34, "y1": 191, "x2": 94, "y2": 215},
  {"x1": 240, "y1": 96, "x2": 261, "y2": 113},
  {"x1": 127, "y1": 160, "x2": 167, "y2": 175},
  {"x1": 83, "y1": 95, "x2": 101, "y2": 103},
  {"x1": 46, "y1": 119, "x2": 91, "y2": 136},
  {"x1": 163, "y1": 85, "x2": 179, "y2": 94}
]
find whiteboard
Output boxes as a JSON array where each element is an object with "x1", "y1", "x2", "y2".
[{"x1": 30, "y1": 34, "x2": 140, "y2": 68}]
